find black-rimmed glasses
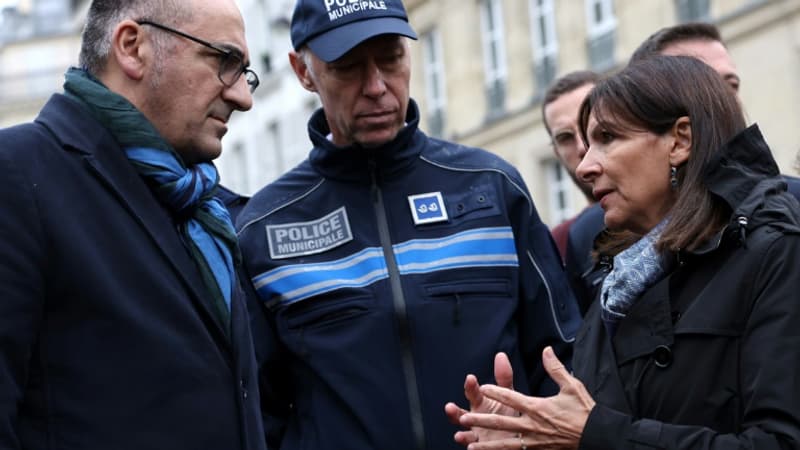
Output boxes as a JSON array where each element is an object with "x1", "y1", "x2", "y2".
[{"x1": 137, "y1": 20, "x2": 259, "y2": 94}]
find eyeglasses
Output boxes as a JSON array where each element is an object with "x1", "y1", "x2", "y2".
[{"x1": 137, "y1": 20, "x2": 259, "y2": 94}]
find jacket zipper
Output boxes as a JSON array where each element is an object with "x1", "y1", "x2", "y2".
[{"x1": 369, "y1": 159, "x2": 427, "y2": 450}]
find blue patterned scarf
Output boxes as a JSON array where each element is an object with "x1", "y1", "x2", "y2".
[
  {"x1": 63, "y1": 67, "x2": 239, "y2": 332},
  {"x1": 600, "y1": 219, "x2": 669, "y2": 336}
]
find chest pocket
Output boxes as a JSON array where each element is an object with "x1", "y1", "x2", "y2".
[
  {"x1": 445, "y1": 188, "x2": 501, "y2": 224},
  {"x1": 424, "y1": 278, "x2": 513, "y2": 325},
  {"x1": 424, "y1": 279, "x2": 511, "y2": 299},
  {"x1": 617, "y1": 293, "x2": 744, "y2": 432},
  {"x1": 282, "y1": 293, "x2": 372, "y2": 332}
]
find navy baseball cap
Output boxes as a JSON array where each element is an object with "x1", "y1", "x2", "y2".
[{"x1": 290, "y1": 0, "x2": 418, "y2": 62}]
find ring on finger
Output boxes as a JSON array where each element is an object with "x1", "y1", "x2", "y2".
[{"x1": 519, "y1": 434, "x2": 527, "y2": 450}]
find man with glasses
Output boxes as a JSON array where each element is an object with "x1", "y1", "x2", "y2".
[{"x1": 0, "y1": 1, "x2": 265, "y2": 449}]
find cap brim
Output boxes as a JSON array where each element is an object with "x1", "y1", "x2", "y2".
[{"x1": 306, "y1": 17, "x2": 417, "y2": 63}]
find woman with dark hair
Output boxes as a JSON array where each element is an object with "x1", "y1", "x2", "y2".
[{"x1": 445, "y1": 55, "x2": 800, "y2": 449}]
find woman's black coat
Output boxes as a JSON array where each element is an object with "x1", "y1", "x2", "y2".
[{"x1": 574, "y1": 125, "x2": 800, "y2": 449}]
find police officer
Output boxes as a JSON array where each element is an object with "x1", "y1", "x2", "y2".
[{"x1": 237, "y1": 1, "x2": 581, "y2": 449}]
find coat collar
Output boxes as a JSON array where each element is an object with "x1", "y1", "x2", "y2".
[
  {"x1": 35, "y1": 94, "x2": 233, "y2": 347},
  {"x1": 307, "y1": 99, "x2": 425, "y2": 182},
  {"x1": 704, "y1": 124, "x2": 779, "y2": 210},
  {"x1": 687, "y1": 125, "x2": 800, "y2": 255}
]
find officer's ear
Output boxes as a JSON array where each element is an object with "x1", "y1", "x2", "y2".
[{"x1": 289, "y1": 50, "x2": 317, "y2": 93}]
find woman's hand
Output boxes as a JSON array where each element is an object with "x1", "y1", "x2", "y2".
[
  {"x1": 445, "y1": 352, "x2": 521, "y2": 446},
  {"x1": 458, "y1": 347, "x2": 596, "y2": 450}
]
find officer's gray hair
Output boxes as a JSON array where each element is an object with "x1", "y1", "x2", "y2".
[
  {"x1": 79, "y1": 0, "x2": 191, "y2": 76},
  {"x1": 297, "y1": 46, "x2": 315, "y2": 78}
]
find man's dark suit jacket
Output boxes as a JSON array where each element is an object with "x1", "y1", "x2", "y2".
[{"x1": 0, "y1": 94, "x2": 267, "y2": 450}]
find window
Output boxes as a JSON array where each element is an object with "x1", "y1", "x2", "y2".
[
  {"x1": 266, "y1": 121, "x2": 284, "y2": 178},
  {"x1": 546, "y1": 160, "x2": 574, "y2": 225},
  {"x1": 229, "y1": 142, "x2": 250, "y2": 194},
  {"x1": 261, "y1": 52, "x2": 273, "y2": 74},
  {"x1": 23, "y1": 46, "x2": 62, "y2": 101},
  {"x1": 584, "y1": 0, "x2": 617, "y2": 71},
  {"x1": 529, "y1": 0, "x2": 558, "y2": 93},
  {"x1": 480, "y1": 0, "x2": 507, "y2": 118},
  {"x1": 422, "y1": 29, "x2": 447, "y2": 138},
  {"x1": 33, "y1": 0, "x2": 70, "y2": 34},
  {"x1": 674, "y1": 0, "x2": 710, "y2": 22}
]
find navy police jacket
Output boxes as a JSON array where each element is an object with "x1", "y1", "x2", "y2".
[{"x1": 237, "y1": 101, "x2": 581, "y2": 450}]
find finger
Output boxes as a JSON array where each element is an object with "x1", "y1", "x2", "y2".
[
  {"x1": 478, "y1": 384, "x2": 532, "y2": 414},
  {"x1": 459, "y1": 411, "x2": 525, "y2": 433},
  {"x1": 464, "y1": 374, "x2": 483, "y2": 408},
  {"x1": 444, "y1": 402, "x2": 468, "y2": 425},
  {"x1": 453, "y1": 430, "x2": 479, "y2": 446},
  {"x1": 494, "y1": 352, "x2": 514, "y2": 390},
  {"x1": 542, "y1": 346, "x2": 572, "y2": 390},
  {"x1": 467, "y1": 437, "x2": 526, "y2": 450}
]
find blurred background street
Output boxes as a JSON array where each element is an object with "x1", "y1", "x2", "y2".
[{"x1": 2, "y1": 0, "x2": 799, "y2": 226}]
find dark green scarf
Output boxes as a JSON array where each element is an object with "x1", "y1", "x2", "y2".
[{"x1": 64, "y1": 67, "x2": 239, "y2": 333}]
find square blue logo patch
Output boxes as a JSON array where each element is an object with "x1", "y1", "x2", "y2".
[{"x1": 408, "y1": 192, "x2": 449, "y2": 225}]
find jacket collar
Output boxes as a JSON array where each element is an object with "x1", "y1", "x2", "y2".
[
  {"x1": 35, "y1": 94, "x2": 234, "y2": 348},
  {"x1": 704, "y1": 124, "x2": 779, "y2": 210},
  {"x1": 35, "y1": 93, "x2": 103, "y2": 156},
  {"x1": 687, "y1": 124, "x2": 800, "y2": 255},
  {"x1": 307, "y1": 99, "x2": 424, "y2": 182}
]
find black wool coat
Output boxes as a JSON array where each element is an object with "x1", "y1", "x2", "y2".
[{"x1": 0, "y1": 94, "x2": 267, "y2": 450}]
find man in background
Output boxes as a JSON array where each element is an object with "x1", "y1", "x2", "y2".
[
  {"x1": 237, "y1": 0, "x2": 581, "y2": 449},
  {"x1": 631, "y1": 22, "x2": 740, "y2": 91},
  {"x1": 0, "y1": 1, "x2": 265, "y2": 448},
  {"x1": 631, "y1": 21, "x2": 800, "y2": 198},
  {"x1": 542, "y1": 71, "x2": 604, "y2": 314},
  {"x1": 545, "y1": 70, "x2": 599, "y2": 259}
]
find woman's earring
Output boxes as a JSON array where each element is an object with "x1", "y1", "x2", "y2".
[{"x1": 670, "y1": 166, "x2": 679, "y2": 190}]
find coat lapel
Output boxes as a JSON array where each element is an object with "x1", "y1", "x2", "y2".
[
  {"x1": 575, "y1": 277, "x2": 675, "y2": 417},
  {"x1": 613, "y1": 278, "x2": 674, "y2": 364},
  {"x1": 573, "y1": 302, "x2": 635, "y2": 416},
  {"x1": 37, "y1": 95, "x2": 231, "y2": 348},
  {"x1": 611, "y1": 277, "x2": 675, "y2": 415}
]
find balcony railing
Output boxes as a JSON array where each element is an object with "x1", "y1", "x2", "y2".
[
  {"x1": 534, "y1": 54, "x2": 558, "y2": 95},
  {"x1": 675, "y1": 0, "x2": 710, "y2": 22},
  {"x1": 587, "y1": 29, "x2": 616, "y2": 72}
]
